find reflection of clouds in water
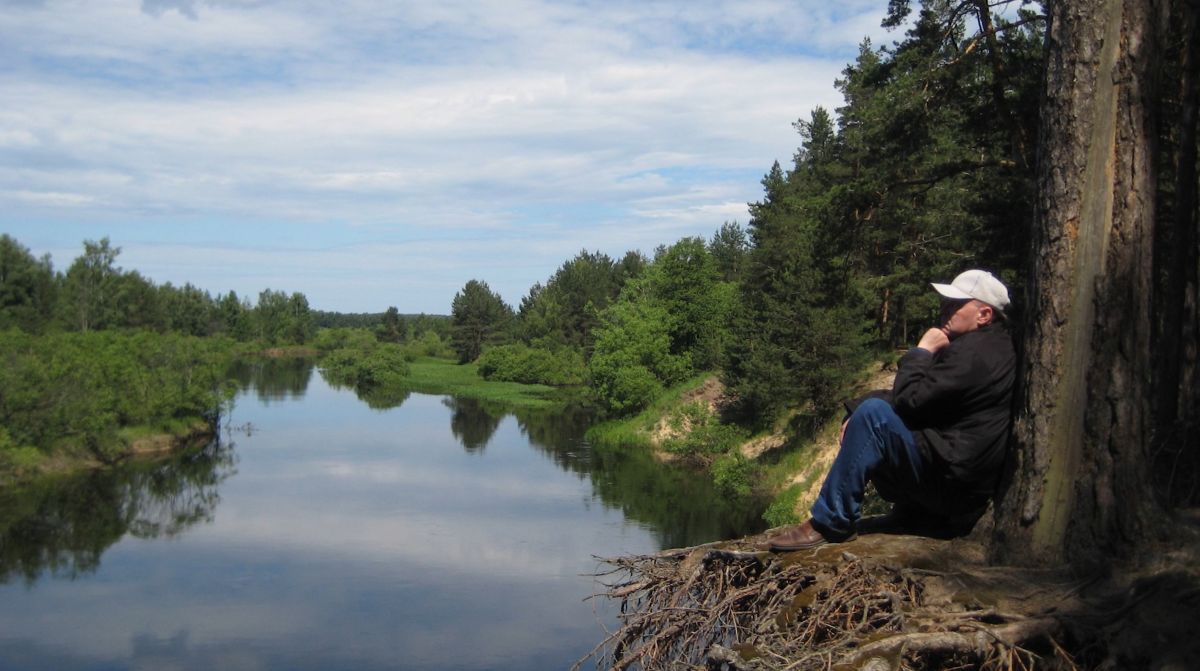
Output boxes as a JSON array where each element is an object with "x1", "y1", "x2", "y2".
[
  {"x1": 2, "y1": 541, "x2": 617, "y2": 671},
  {"x1": 193, "y1": 495, "x2": 638, "y2": 582},
  {"x1": 1, "y1": 576, "x2": 321, "y2": 665},
  {"x1": 294, "y1": 458, "x2": 586, "y2": 501}
]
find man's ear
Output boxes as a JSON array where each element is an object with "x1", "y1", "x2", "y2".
[{"x1": 977, "y1": 304, "x2": 994, "y2": 326}]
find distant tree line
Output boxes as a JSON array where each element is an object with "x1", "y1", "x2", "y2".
[
  {"x1": 0, "y1": 236, "x2": 316, "y2": 344},
  {"x1": 313, "y1": 308, "x2": 450, "y2": 342}
]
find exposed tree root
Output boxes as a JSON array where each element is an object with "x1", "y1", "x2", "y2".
[{"x1": 576, "y1": 527, "x2": 1200, "y2": 671}]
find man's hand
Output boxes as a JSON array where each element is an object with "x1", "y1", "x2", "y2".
[
  {"x1": 839, "y1": 419, "x2": 849, "y2": 444},
  {"x1": 917, "y1": 327, "x2": 951, "y2": 353}
]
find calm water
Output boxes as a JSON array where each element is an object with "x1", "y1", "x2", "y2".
[{"x1": 0, "y1": 359, "x2": 765, "y2": 670}]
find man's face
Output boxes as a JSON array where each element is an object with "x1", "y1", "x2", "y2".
[{"x1": 940, "y1": 298, "x2": 992, "y2": 338}]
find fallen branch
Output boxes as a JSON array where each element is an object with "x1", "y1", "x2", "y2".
[{"x1": 840, "y1": 618, "x2": 1060, "y2": 669}]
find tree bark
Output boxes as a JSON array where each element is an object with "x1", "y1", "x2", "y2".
[{"x1": 993, "y1": 0, "x2": 1161, "y2": 566}]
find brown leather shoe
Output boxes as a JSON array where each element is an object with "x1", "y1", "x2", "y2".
[{"x1": 768, "y1": 519, "x2": 854, "y2": 551}]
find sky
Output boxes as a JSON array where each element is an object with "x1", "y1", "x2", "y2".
[{"x1": 1, "y1": 0, "x2": 901, "y2": 314}]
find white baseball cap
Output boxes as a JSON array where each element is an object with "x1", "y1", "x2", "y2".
[{"x1": 932, "y1": 269, "x2": 1010, "y2": 311}]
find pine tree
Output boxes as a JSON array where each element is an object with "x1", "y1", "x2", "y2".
[{"x1": 450, "y1": 279, "x2": 514, "y2": 364}]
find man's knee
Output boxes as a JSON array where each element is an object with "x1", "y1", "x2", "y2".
[
  {"x1": 845, "y1": 397, "x2": 916, "y2": 462},
  {"x1": 851, "y1": 397, "x2": 894, "y2": 425},
  {"x1": 840, "y1": 397, "x2": 895, "y2": 457}
]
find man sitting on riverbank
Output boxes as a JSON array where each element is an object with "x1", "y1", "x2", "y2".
[{"x1": 769, "y1": 269, "x2": 1017, "y2": 551}]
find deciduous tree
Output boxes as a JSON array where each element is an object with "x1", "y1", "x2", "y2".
[{"x1": 60, "y1": 237, "x2": 121, "y2": 332}]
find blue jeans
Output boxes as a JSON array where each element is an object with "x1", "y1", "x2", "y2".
[{"x1": 810, "y1": 398, "x2": 928, "y2": 538}]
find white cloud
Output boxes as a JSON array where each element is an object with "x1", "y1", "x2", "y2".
[
  {"x1": 3, "y1": 188, "x2": 97, "y2": 206},
  {"x1": 0, "y1": 0, "x2": 889, "y2": 311}
]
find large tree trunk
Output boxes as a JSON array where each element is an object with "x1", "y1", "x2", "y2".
[{"x1": 992, "y1": 0, "x2": 1163, "y2": 566}]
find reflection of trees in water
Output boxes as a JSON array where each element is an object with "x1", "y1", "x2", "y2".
[
  {"x1": 511, "y1": 404, "x2": 595, "y2": 473},
  {"x1": 317, "y1": 371, "x2": 410, "y2": 410},
  {"x1": 0, "y1": 440, "x2": 235, "y2": 585},
  {"x1": 355, "y1": 385, "x2": 411, "y2": 410},
  {"x1": 227, "y1": 357, "x2": 313, "y2": 403},
  {"x1": 315, "y1": 368, "x2": 411, "y2": 411},
  {"x1": 513, "y1": 403, "x2": 767, "y2": 548},
  {"x1": 586, "y1": 441, "x2": 768, "y2": 549},
  {"x1": 443, "y1": 397, "x2": 503, "y2": 452}
]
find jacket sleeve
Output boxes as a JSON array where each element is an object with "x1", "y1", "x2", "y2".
[{"x1": 891, "y1": 344, "x2": 983, "y2": 422}]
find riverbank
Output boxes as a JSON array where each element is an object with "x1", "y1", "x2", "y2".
[
  {"x1": 0, "y1": 419, "x2": 216, "y2": 487},
  {"x1": 0, "y1": 330, "x2": 238, "y2": 489}
]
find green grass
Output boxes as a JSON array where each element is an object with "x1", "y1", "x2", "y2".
[
  {"x1": 762, "y1": 482, "x2": 805, "y2": 527},
  {"x1": 401, "y1": 357, "x2": 562, "y2": 407}
]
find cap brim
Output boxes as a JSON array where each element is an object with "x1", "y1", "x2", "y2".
[{"x1": 931, "y1": 282, "x2": 971, "y2": 300}]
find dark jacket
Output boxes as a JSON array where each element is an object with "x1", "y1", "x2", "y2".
[{"x1": 891, "y1": 322, "x2": 1016, "y2": 495}]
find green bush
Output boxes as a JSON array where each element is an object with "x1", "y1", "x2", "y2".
[
  {"x1": 356, "y1": 344, "x2": 410, "y2": 387},
  {"x1": 763, "y1": 483, "x2": 805, "y2": 527},
  {"x1": 712, "y1": 453, "x2": 755, "y2": 498},
  {"x1": 312, "y1": 327, "x2": 376, "y2": 352},
  {"x1": 589, "y1": 364, "x2": 663, "y2": 415},
  {"x1": 0, "y1": 427, "x2": 43, "y2": 474},
  {"x1": 319, "y1": 343, "x2": 410, "y2": 390},
  {"x1": 0, "y1": 329, "x2": 234, "y2": 462},
  {"x1": 662, "y1": 401, "x2": 748, "y2": 459},
  {"x1": 587, "y1": 290, "x2": 691, "y2": 416},
  {"x1": 477, "y1": 344, "x2": 584, "y2": 386},
  {"x1": 406, "y1": 330, "x2": 454, "y2": 358}
]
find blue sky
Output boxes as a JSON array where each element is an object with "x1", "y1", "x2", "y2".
[{"x1": 1, "y1": 0, "x2": 900, "y2": 314}]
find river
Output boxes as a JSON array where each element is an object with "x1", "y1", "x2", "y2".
[{"x1": 0, "y1": 358, "x2": 766, "y2": 670}]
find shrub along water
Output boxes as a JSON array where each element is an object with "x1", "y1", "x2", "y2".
[
  {"x1": 476, "y1": 343, "x2": 584, "y2": 386},
  {"x1": 0, "y1": 329, "x2": 237, "y2": 475}
]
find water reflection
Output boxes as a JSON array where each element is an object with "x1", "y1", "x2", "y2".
[
  {"x1": 443, "y1": 397, "x2": 503, "y2": 451},
  {"x1": 588, "y1": 441, "x2": 766, "y2": 549},
  {"x1": 511, "y1": 403, "x2": 595, "y2": 470},
  {"x1": 228, "y1": 357, "x2": 313, "y2": 403},
  {"x1": 0, "y1": 440, "x2": 235, "y2": 585},
  {"x1": 315, "y1": 367, "x2": 412, "y2": 410},
  {"x1": 505, "y1": 402, "x2": 766, "y2": 549},
  {"x1": 353, "y1": 384, "x2": 411, "y2": 410}
]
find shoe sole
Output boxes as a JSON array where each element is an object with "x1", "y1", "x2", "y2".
[{"x1": 768, "y1": 533, "x2": 857, "y2": 552}]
